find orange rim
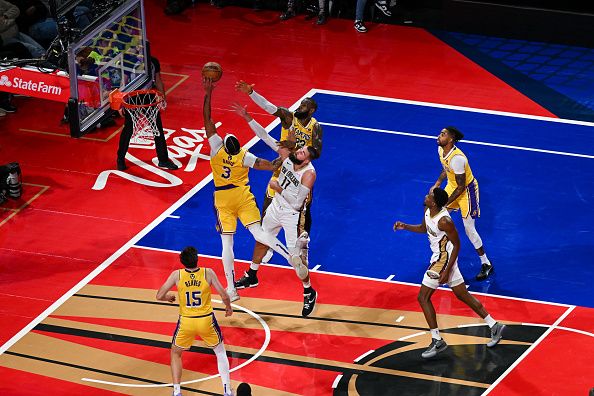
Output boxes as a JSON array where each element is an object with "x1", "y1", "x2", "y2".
[{"x1": 121, "y1": 89, "x2": 164, "y2": 109}]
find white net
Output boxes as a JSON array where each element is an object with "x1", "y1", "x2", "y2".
[{"x1": 123, "y1": 91, "x2": 165, "y2": 144}]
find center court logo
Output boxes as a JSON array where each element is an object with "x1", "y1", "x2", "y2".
[{"x1": 0, "y1": 75, "x2": 12, "y2": 87}]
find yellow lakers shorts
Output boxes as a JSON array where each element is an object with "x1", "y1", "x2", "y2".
[
  {"x1": 172, "y1": 313, "x2": 223, "y2": 349},
  {"x1": 213, "y1": 185, "x2": 261, "y2": 234},
  {"x1": 445, "y1": 179, "x2": 480, "y2": 219}
]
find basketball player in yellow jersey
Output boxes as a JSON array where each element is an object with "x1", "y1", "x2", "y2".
[
  {"x1": 156, "y1": 246, "x2": 234, "y2": 396},
  {"x1": 430, "y1": 127, "x2": 494, "y2": 281},
  {"x1": 203, "y1": 78, "x2": 303, "y2": 303}
]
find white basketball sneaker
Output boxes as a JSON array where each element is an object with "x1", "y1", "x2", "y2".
[{"x1": 226, "y1": 287, "x2": 240, "y2": 302}]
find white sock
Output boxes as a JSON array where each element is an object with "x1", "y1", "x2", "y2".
[
  {"x1": 484, "y1": 315, "x2": 496, "y2": 328},
  {"x1": 249, "y1": 262, "x2": 260, "y2": 271},
  {"x1": 430, "y1": 328, "x2": 442, "y2": 340},
  {"x1": 220, "y1": 235, "x2": 235, "y2": 290},
  {"x1": 213, "y1": 343, "x2": 231, "y2": 394},
  {"x1": 173, "y1": 384, "x2": 181, "y2": 394},
  {"x1": 479, "y1": 254, "x2": 491, "y2": 265},
  {"x1": 261, "y1": 248, "x2": 273, "y2": 264}
]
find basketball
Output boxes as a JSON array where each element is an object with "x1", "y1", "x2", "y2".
[{"x1": 202, "y1": 62, "x2": 223, "y2": 82}]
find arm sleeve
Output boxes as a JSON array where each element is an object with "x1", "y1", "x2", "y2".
[
  {"x1": 242, "y1": 152, "x2": 257, "y2": 168},
  {"x1": 248, "y1": 119, "x2": 278, "y2": 152},
  {"x1": 248, "y1": 90, "x2": 278, "y2": 115},
  {"x1": 280, "y1": 185, "x2": 311, "y2": 211},
  {"x1": 450, "y1": 155, "x2": 467, "y2": 174},
  {"x1": 208, "y1": 135, "x2": 223, "y2": 157}
]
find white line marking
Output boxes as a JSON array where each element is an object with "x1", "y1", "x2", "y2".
[
  {"x1": 311, "y1": 264, "x2": 321, "y2": 271},
  {"x1": 167, "y1": 215, "x2": 180, "y2": 219},
  {"x1": 396, "y1": 316, "x2": 404, "y2": 323},
  {"x1": 313, "y1": 88, "x2": 594, "y2": 127},
  {"x1": 398, "y1": 332, "x2": 426, "y2": 341},
  {"x1": 457, "y1": 323, "x2": 488, "y2": 328},
  {"x1": 386, "y1": 274, "x2": 395, "y2": 281},
  {"x1": 320, "y1": 121, "x2": 594, "y2": 160},
  {"x1": 354, "y1": 349, "x2": 375, "y2": 363},
  {"x1": 482, "y1": 305, "x2": 576, "y2": 395},
  {"x1": 521, "y1": 322, "x2": 547, "y2": 327},
  {"x1": 82, "y1": 299, "x2": 270, "y2": 388},
  {"x1": 332, "y1": 374, "x2": 343, "y2": 389}
]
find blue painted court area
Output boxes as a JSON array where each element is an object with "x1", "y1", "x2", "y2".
[{"x1": 138, "y1": 92, "x2": 594, "y2": 308}]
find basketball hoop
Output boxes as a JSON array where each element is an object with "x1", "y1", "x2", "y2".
[{"x1": 109, "y1": 89, "x2": 165, "y2": 143}]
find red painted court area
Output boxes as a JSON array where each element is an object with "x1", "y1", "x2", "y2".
[{"x1": 1, "y1": 1, "x2": 593, "y2": 395}]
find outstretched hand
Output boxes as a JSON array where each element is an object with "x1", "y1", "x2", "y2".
[
  {"x1": 166, "y1": 293, "x2": 176, "y2": 303},
  {"x1": 231, "y1": 102, "x2": 250, "y2": 119},
  {"x1": 393, "y1": 221, "x2": 406, "y2": 231},
  {"x1": 202, "y1": 77, "x2": 214, "y2": 93},
  {"x1": 235, "y1": 80, "x2": 255, "y2": 95}
]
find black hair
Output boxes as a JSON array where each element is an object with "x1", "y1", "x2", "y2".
[
  {"x1": 179, "y1": 246, "x2": 198, "y2": 268},
  {"x1": 304, "y1": 97, "x2": 318, "y2": 112},
  {"x1": 444, "y1": 126, "x2": 464, "y2": 142},
  {"x1": 224, "y1": 134, "x2": 241, "y2": 156},
  {"x1": 433, "y1": 188, "x2": 449, "y2": 208},
  {"x1": 307, "y1": 146, "x2": 320, "y2": 160},
  {"x1": 237, "y1": 383, "x2": 252, "y2": 396}
]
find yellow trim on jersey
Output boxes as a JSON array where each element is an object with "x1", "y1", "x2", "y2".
[
  {"x1": 438, "y1": 146, "x2": 475, "y2": 187},
  {"x1": 177, "y1": 268, "x2": 213, "y2": 317},
  {"x1": 210, "y1": 147, "x2": 250, "y2": 188}
]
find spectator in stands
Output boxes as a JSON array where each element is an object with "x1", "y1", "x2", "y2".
[
  {"x1": 0, "y1": 0, "x2": 45, "y2": 57},
  {"x1": 354, "y1": 0, "x2": 392, "y2": 32},
  {"x1": 280, "y1": 0, "x2": 326, "y2": 24},
  {"x1": 11, "y1": 0, "x2": 57, "y2": 48}
]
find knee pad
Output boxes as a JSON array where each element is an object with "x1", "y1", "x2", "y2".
[{"x1": 463, "y1": 218, "x2": 483, "y2": 249}]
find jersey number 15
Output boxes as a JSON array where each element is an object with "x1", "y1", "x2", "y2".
[{"x1": 185, "y1": 291, "x2": 202, "y2": 307}]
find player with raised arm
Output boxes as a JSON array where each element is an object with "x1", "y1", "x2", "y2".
[
  {"x1": 231, "y1": 102, "x2": 319, "y2": 316},
  {"x1": 202, "y1": 78, "x2": 303, "y2": 303},
  {"x1": 235, "y1": 81, "x2": 322, "y2": 265}
]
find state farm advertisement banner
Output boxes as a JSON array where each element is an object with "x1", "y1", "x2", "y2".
[{"x1": 0, "y1": 67, "x2": 70, "y2": 103}]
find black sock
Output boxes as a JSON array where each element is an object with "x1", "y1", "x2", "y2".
[
  {"x1": 304, "y1": 286, "x2": 314, "y2": 294},
  {"x1": 247, "y1": 268, "x2": 258, "y2": 278}
]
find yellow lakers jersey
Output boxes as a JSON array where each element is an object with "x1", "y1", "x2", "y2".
[
  {"x1": 211, "y1": 147, "x2": 250, "y2": 187},
  {"x1": 439, "y1": 146, "x2": 475, "y2": 187},
  {"x1": 177, "y1": 268, "x2": 212, "y2": 317},
  {"x1": 281, "y1": 116, "x2": 316, "y2": 149}
]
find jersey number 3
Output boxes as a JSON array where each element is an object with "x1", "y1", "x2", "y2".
[
  {"x1": 185, "y1": 291, "x2": 202, "y2": 307},
  {"x1": 221, "y1": 166, "x2": 231, "y2": 179}
]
